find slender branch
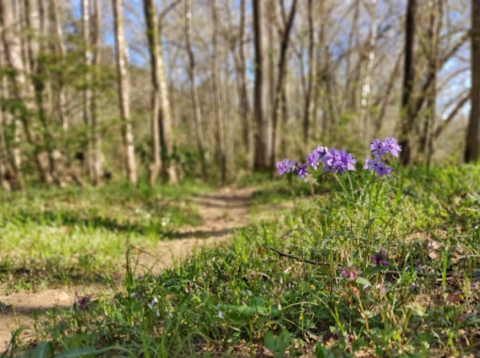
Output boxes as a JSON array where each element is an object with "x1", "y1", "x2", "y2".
[
  {"x1": 158, "y1": 0, "x2": 182, "y2": 27},
  {"x1": 264, "y1": 245, "x2": 329, "y2": 266},
  {"x1": 434, "y1": 91, "x2": 470, "y2": 139}
]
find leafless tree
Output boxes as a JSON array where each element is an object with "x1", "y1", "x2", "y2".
[
  {"x1": 112, "y1": 0, "x2": 137, "y2": 183},
  {"x1": 465, "y1": 0, "x2": 480, "y2": 162}
]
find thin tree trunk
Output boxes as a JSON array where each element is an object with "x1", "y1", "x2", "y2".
[
  {"x1": 419, "y1": 0, "x2": 443, "y2": 166},
  {"x1": 144, "y1": 0, "x2": 161, "y2": 186},
  {"x1": 238, "y1": 0, "x2": 252, "y2": 171},
  {"x1": 211, "y1": 0, "x2": 226, "y2": 184},
  {"x1": 303, "y1": 0, "x2": 316, "y2": 152},
  {"x1": 30, "y1": 0, "x2": 59, "y2": 184},
  {"x1": 90, "y1": 0, "x2": 103, "y2": 185},
  {"x1": 81, "y1": 0, "x2": 93, "y2": 180},
  {"x1": 157, "y1": 24, "x2": 178, "y2": 184},
  {"x1": 113, "y1": 0, "x2": 137, "y2": 184},
  {"x1": 0, "y1": 0, "x2": 51, "y2": 183},
  {"x1": 345, "y1": 0, "x2": 360, "y2": 111},
  {"x1": 270, "y1": 0, "x2": 298, "y2": 175},
  {"x1": 399, "y1": 0, "x2": 417, "y2": 165},
  {"x1": 49, "y1": 0, "x2": 68, "y2": 131},
  {"x1": 359, "y1": 0, "x2": 377, "y2": 139},
  {"x1": 144, "y1": 0, "x2": 178, "y2": 185},
  {"x1": 184, "y1": 0, "x2": 206, "y2": 178},
  {"x1": 253, "y1": 0, "x2": 271, "y2": 171},
  {"x1": 0, "y1": 48, "x2": 23, "y2": 189},
  {"x1": 0, "y1": 51, "x2": 12, "y2": 191},
  {"x1": 465, "y1": 0, "x2": 480, "y2": 162}
]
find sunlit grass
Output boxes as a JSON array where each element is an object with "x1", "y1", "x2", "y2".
[{"x1": 3, "y1": 165, "x2": 480, "y2": 357}]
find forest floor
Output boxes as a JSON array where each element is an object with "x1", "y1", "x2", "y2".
[
  {"x1": 0, "y1": 186, "x2": 273, "y2": 351},
  {"x1": 3, "y1": 167, "x2": 480, "y2": 357}
]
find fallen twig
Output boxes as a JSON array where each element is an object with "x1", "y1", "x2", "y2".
[{"x1": 264, "y1": 245, "x2": 330, "y2": 266}]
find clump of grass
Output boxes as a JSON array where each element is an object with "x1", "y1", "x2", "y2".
[{"x1": 6, "y1": 164, "x2": 480, "y2": 357}]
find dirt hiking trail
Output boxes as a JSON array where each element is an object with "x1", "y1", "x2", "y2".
[{"x1": 0, "y1": 187, "x2": 254, "y2": 350}]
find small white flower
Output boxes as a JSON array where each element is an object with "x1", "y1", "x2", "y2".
[
  {"x1": 168, "y1": 312, "x2": 173, "y2": 318},
  {"x1": 277, "y1": 303, "x2": 282, "y2": 311},
  {"x1": 130, "y1": 292, "x2": 136, "y2": 298},
  {"x1": 279, "y1": 278, "x2": 283, "y2": 284},
  {"x1": 218, "y1": 311, "x2": 223, "y2": 319},
  {"x1": 247, "y1": 290, "x2": 252, "y2": 296}
]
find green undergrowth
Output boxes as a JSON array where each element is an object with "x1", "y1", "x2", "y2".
[
  {"x1": 5, "y1": 165, "x2": 480, "y2": 357},
  {"x1": 0, "y1": 180, "x2": 210, "y2": 292}
]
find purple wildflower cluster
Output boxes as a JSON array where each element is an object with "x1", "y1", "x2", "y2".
[
  {"x1": 277, "y1": 145, "x2": 356, "y2": 178},
  {"x1": 276, "y1": 159, "x2": 296, "y2": 176},
  {"x1": 364, "y1": 137, "x2": 401, "y2": 177},
  {"x1": 77, "y1": 295, "x2": 92, "y2": 310},
  {"x1": 371, "y1": 248, "x2": 390, "y2": 266}
]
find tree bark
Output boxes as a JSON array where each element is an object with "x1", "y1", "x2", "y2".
[
  {"x1": 144, "y1": 0, "x2": 162, "y2": 186},
  {"x1": 270, "y1": 0, "x2": 298, "y2": 175},
  {"x1": 143, "y1": 0, "x2": 178, "y2": 186},
  {"x1": 419, "y1": 0, "x2": 443, "y2": 166},
  {"x1": 210, "y1": 0, "x2": 226, "y2": 184},
  {"x1": 112, "y1": 0, "x2": 137, "y2": 184},
  {"x1": 303, "y1": 0, "x2": 316, "y2": 152},
  {"x1": 465, "y1": 0, "x2": 480, "y2": 162},
  {"x1": 345, "y1": 0, "x2": 360, "y2": 112},
  {"x1": 0, "y1": 46, "x2": 23, "y2": 189},
  {"x1": 184, "y1": 0, "x2": 206, "y2": 178},
  {"x1": 238, "y1": 0, "x2": 252, "y2": 171},
  {"x1": 90, "y1": 0, "x2": 103, "y2": 185},
  {"x1": 253, "y1": 0, "x2": 271, "y2": 171},
  {"x1": 359, "y1": 0, "x2": 377, "y2": 139},
  {"x1": 0, "y1": 0, "x2": 51, "y2": 183},
  {"x1": 399, "y1": 0, "x2": 417, "y2": 165},
  {"x1": 81, "y1": 0, "x2": 93, "y2": 180},
  {"x1": 49, "y1": 0, "x2": 68, "y2": 131}
]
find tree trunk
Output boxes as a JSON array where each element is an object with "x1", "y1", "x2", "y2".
[
  {"x1": 303, "y1": 0, "x2": 316, "y2": 152},
  {"x1": 345, "y1": 0, "x2": 360, "y2": 112},
  {"x1": 144, "y1": 0, "x2": 161, "y2": 187},
  {"x1": 419, "y1": 0, "x2": 443, "y2": 166},
  {"x1": 90, "y1": 0, "x2": 103, "y2": 185},
  {"x1": 211, "y1": 0, "x2": 226, "y2": 184},
  {"x1": 238, "y1": 0, "x2": 252, "y2": 171},
  {"x1": 465, "y1": 0, "x2": 480, "y2": 162},
  {"x1": 0, "y1": 0, "x2": 51, "y2": 183},
  {"x1": 184, "y1": 0, "x2": 206, "y2": 178},
  {"x1": 399, "y1": 0, "x2": 417, "y2": 165},
  {"x1": 49, "y1": 0, "x2": 68, "y2": 131},
  {"x1": 143, "y1": 0, "x2": 178, "y2": 185},
  {"x1": 270, "y1": 0, "x2": 297, "y2": 175},
  {"x1": 253, "y1": 0, "x2": 271, "y2": 171},
  {"x1": 359, "y1": 0, "x2": 377, "y2": 139},
  {"x1": 81, "y1": 0, "x2": 93, "y2": 180},
  {"x1": 113, "y1": 0, "x2": 137, "y2": 184},
  {"x1": 0, "y1": 48, "x2": 23, "y2": 190}
]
